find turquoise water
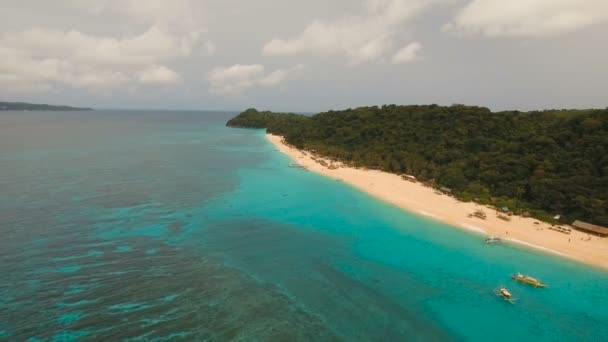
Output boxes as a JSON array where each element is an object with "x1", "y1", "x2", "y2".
[{"x1": 1, "y1": 110, "x2": 607, "y2": 341}]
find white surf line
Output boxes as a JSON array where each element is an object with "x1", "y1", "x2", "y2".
[
  {"x1": 504, "y1": 238, "x2": 568, "y2": 257},
  {"x1": 418, "y1": 210, "x2": 443, "y2": 220},
  {"x1": 459, "y1": 223, "x2": 488, "y2": 235}
]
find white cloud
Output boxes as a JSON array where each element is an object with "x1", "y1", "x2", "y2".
[
  {"x1": 0, "y1": 27, "x2": 191, "y2": 90},
  {"x1": 391, "y1": 41, "x2": 422, "y2": 64},
  {"x1": 258, "y1": 67, "x2": 301, "y2": 86},
  {"x1": 262, "y1": 0, "x2": 438, "y2": 65},
  {"x1": 0, "y1": 0, "x2": 207, "y2": 92},
  {"x1": 74, "y1": 0, "x2": 205, "y2": 32},
  {"x1": 139, "y1": 65, "x2": 180, "y2": 84},
  {"x1": 209, "y1": 64, "x2": 265, "y2": 85},
  {"x1": 447, "y1": 0, "x2": 608, "y2": 37},
  {"x1": 3, "y1": 26, "x2": 192, "y2": 66},
  {"x1": 65, "y1": 71, "x2": 130, "y2": 89},
  {"x1": 208, "y1": 64, "x2": 304, "y2": 95}
]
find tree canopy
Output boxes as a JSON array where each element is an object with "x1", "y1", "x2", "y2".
[{"x1": 227, "y1": 105, "x2": 608, "y2": 226}]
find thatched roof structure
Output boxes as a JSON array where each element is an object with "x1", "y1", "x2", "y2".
[{"x1": 572, "y1": 221, "x2": 608, "y2": 236}]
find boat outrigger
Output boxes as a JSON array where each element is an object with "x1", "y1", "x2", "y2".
[
  {"x1": 511, "y1": 273, "x2": 547, "y2": 288},
  {"x1": 496, "y1": 287, "x2": 515, "y2": 303}
]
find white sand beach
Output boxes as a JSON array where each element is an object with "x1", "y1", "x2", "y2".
[{"x1": 268, "y1": 134, "x2": 608, "y2": 270}]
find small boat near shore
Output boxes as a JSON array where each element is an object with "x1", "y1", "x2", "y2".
[
  {"x1": 548, "y1": 225, "x2": 572, "y2": 235},
  {"x1": 288, "y1": 162, "x2": 308, "y2": 170},
  {"x1": 496, "y1": 287, "x2": 515, "y2": 303},
  {"x1": 485, "y1": 236, "x2": 502, "y2": 244},
  {"x1": 469, "y1": 209, "x2": 487, "y2": 220},
  {"x1": 511, "y1": 273, "x2": 547, "y2": 288}
]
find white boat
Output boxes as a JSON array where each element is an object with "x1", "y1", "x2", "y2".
[{"x1": 496, "y1": 287, "x2": 515, "y2": 303}]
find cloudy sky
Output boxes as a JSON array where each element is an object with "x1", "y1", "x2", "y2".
[{"x1": 1, "y1": 0, "x2": 607, "y2": 112}]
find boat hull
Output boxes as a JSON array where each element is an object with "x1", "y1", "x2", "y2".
[{"x1": 511, "y1": 274, "x2": 548, "y2": 288}]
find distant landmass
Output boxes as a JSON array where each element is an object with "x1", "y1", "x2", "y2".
[
  {"x1": 0, "y1": 101, "x2": 93, "y2": 111},
  {"x1": 227, "y1": 105, "x2": 608, "y2": 226}
]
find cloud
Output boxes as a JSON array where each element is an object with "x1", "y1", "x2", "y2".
[
  {"x1": 208, "y1": 64, "x2": 304, "y2": 95},
  {"x1": 262, "y1": 0, "x2": 438, "y2": 65},
  {"x1": 74, "y1": 0, "x2": 206, "y2": 32},
  {"x1": 208, "y1": 64, "x2": 265, "y2": 85},
  {"x1": 447, "y1": 0, "x2": 608, "y2": 37},
  {"x1": 3, "y1": 26, "x2": 192, "y2": 66},
  {"x1": 391, "y1": 41, "x2": 422, "y2": 64},
  {"x1": 201, "y1": 40, "x2": 216, "y2": 56},
  {"x1": 0, "y1": 26, "x2": 190, "y2": 90},
  {"x1": 0, "y1": 0, "x2": 206, "y2": 92},
  {"x1": 139, "y1": 65, "x2": 180, "y2": 85}
]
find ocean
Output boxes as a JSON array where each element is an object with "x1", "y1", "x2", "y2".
[{"x1": 1, "y1": 110, "x2": 607, "y2": 341}]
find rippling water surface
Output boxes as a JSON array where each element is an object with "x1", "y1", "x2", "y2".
[{"x1": 1, "y1": 110, "x2": 607, "y2": 341}]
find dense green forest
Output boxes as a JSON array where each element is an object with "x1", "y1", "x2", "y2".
[
  {"x1": 0, "y1": 101, "x2": 92, "y2": 111},
  {"x1": 227, "y1": 106, "x2": 608, "y2": 226}
]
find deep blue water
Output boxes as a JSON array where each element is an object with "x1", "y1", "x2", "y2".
[{"x1": 1, "y1": 110, "x2": 607, "y2": 341}]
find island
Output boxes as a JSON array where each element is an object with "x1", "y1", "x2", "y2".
[
  {"x1": 0, "y1": 101, "x2": 93, "y2": 111},
  {"x1": 227, "y1": 105, "x2": 608, "y2": 268}
]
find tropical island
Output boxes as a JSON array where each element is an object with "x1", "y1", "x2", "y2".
[
  {"x1": 0, "y1": 101, "x2": 93, "y2": 111},
  {"x1": 227, "y1": 105, "x2": 608, "y2": 268}
]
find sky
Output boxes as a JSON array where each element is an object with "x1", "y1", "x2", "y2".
[{"x1": 1, "y1": 0, "x2": 607, "y2": 112}]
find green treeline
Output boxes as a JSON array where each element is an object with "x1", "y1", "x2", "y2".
[
  {"x1": 0, "y1": 101, "x2": 92, "y2": 111},
  {"x1": 227, "y1": 106, "x2": 608, "y2": 226}
]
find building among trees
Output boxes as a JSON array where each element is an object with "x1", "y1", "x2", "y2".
[{"x1": 572, "y1": 221, "x2": 608, "y2": 237}]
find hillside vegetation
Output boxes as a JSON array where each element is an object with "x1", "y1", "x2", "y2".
[
  {"x1": 0, "y1": 101, "x2": 92, "y2": 111},
  {"x1": 227, "y1": 106, "x2": 608, "y2": 226}
]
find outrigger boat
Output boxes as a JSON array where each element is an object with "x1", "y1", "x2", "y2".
[
  {"x1": 469, "y1": 209, "x2": 487, "y2": 220},
  {"x1": 496, "y1": 287, "x2": 515, "y2": 303},
  {"x1": 485, "y1": 236, "x2": 501, "y2": 244},
  {"x1": 511, "y1": 273, "x2": 548, "y2": 288},
  {"x1": 288, "y1": 163, "x2": 308, "y2": 170}
]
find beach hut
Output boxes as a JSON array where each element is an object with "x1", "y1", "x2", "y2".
[{"x1": 571, "y1": 221, "x2": 608, "y2": 237}]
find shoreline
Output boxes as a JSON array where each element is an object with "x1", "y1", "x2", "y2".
[{"x1": 267, "y1": 133, "x2": 608, "y2": 270}]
